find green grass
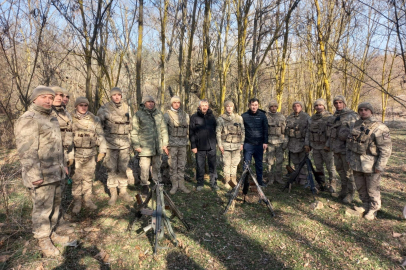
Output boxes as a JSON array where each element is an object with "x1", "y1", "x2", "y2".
[{"x1": 1, "y1": 128, "x2": 406, "y2": 269}]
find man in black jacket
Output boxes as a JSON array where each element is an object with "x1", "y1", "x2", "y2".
[
  {"x1": 242, "y1": 98, "x2": 268, "y2": 187},
  {"x1": 190, "y1": 99, "x2": 218, "y2": 191}
]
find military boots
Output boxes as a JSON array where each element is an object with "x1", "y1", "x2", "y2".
[
  {"x1": 72, "y1": 196, "x2": 82, "y2": 214},
  {"x1": 108, "y1": 188, "x2": 118, "y2": 205},
  {"x1": 119, "y1": 188, "x2": 133, "y2": 202},
  {"x1": 178, "y1": 179, "x2": 191, "y2": 193},
  {"x1": 84, "y1": 195, "x2": 98, "y2": 210},
  {"x1": 170, "y1": 179, "x2": 178, "y2": 195},
  {"x1": 38, "y1": 237, "x2": 60, "y2": 257}
]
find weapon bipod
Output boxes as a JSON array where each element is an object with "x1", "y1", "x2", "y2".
[
  {"x1": 134, "y1": 182, "x2": 190, "y2": 254},
  {"x1": 224, "y1": 162, "x2": 275, "y2": 217}
]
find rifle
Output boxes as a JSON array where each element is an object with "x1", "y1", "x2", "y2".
[
  {"x1": 286, "y1": 151, "x2": 295, "y2": 174},
  {"x1": 135, "y1": 180, "x2": 190, "y2": 254},
  {"x1": 283, "y1": 153, "x2": 325, "y2": 194},
  {"x1": 224, "y1": 161, "x2": 275, "y2": 217}
]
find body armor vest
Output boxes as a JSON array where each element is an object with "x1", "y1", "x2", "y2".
[
  {"x1": 104, "y1": 102, "x2": 130, "y2": 135},
  {"x1": 72, "y1": 114, "x2": 99, "y2": 149},
  {"x1": 167, "y1": 110, "x2": 188, "y2": 137},
  {"x1": 220, "y1": 114, "x2": 242, "y2": 143},
  {"x1": 347, "y1": 122, "x2": 379, "y2": 155},
  {"x1": 52, "y1": 107, "x2": 73, "y2": 148},
  {"x1": 309, "y1": 121, "x2": 327, "y2": 143}
]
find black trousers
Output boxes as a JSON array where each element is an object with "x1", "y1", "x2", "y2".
[{"x1": 195, "y1": 148, "x2": 217, "y2": 187}]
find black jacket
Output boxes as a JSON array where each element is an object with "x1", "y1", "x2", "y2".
[
  {"x1": 242, "y1": 109, "x2": 268, "y2": 145},
  {"x1": 189, "y1": 108, "x2": 217, "y2": 150}
]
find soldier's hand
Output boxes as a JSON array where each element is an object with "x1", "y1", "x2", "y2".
[
  {"x1": 163, "y1": 146, "x2": 169, "y2": 155},
  {"x1": 32, "y1": 179, "x2": 44, "y2": 186},
  {"x1": 239, "y1": 144, "x2": 243, "y2": 151},
  {"x1": 304, "y1": 146, "x2": 311, "y2": 153},
  {"x1": 192, "y1": 148, "x2": 198, "y2": 154},
  {"x1": 324, "y1": 146, "x2": 330, "y2": 152},
  {"x1": 68, "y1": 159, "x2": 74, "y2": 167},
  {"x1": 135, "y1": 148, "x2": 142, "y2": 153},
  {"x1": 263, "y1": 144, "x2": 268, "y2": 150},
  {"x1": 65, "y1": 167, "x2": 69, "y2": 175},
  {"x1": 219, "y1": 146, "x2": 224, "y2": 155},
  {"x1": 97, "y1": 153, "x2": 106, "y2": 162}
]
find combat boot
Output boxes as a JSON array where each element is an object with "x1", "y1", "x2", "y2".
[
  {"x1": 119, "y1": 188, "x2": 133, "y2": 202},
  {"x1": 51, "y1": 232, "x2": 69, "y2": 245},
  {"x1": 364, "y1": 209, "x2": 377, "y2": 220},
  {"x1": 84, "y1": 195, "x2": 98, "y2": 210},
  {"x1": 328, "y1": 179, "x2": 337, "y2": 193},
  {"x1": 338, "y1": 185, "x2": 348, "y2": 199},
  {"x1": 230, "y1": 175, "x2": 238, "y2": 187},
  {"x1": 170, "y1": 178, "x2": 178, "y2": 195},
  {"x1": 72, "y1": 196, "x2": 82, "y2": 214},
  {"x1": 126, "y1": 168, "x2": 135, "y2": 185},
  {"x1": 178, "y1": 179, "x2": 191, "y2": 193},
  {"x1": 38, "y1": 237, "x2": 60, "y2": 257},
  {"x1": 342, "y1": 193, "x2": 354, "y2": 204},
  {"x1": 223, "y1": 175, "x2": 231, "y2": 189},
  {"x1": 108, "y1": 188, "x2": 118, "y2": 206},
  {"x1": 266, "y1": 173, "x2": 275, "y2": 184},
  {"x1": 275, "y1": 172, "x2": 285, "y2": 184}
]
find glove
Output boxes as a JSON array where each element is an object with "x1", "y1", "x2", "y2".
[
  {"x1": 97, "y1": 153, "x2": 106, "y2": 162},
  {"x1": 68, "y1": 159, "x2": 74, "y2": 167},
  {"x1": 324, "y1": 146, "x2": 330, "y2": 152},
  {"x1": 304, "y1": 146, "x2": 311, "y2": 153}
]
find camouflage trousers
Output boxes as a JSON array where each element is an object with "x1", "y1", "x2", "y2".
[
  {"x1": 290, "y1": 151, "x2": 307, "y2": 181},
  {"x1": 105, "y1": 148, "x2": 130, "y2": 189},
  {"x1": 30, "y1": 182, "x2": 61, "y2": 239},
  {"x1": 168, "y1": 146, "x2": 187, "y2": 183},
  {"x1": 313, "y1": 149, "x2": 336, "y2": 183},
  {"x1": 223, "y1": 149, "x2": 241, "y2": 178},
  {"x1": 353, "y1": 171, "x2": 381, "y2": 211},
  {"x1": 72, "y1": 155, "x2": 96, "y2": 196},
  {"x1": 266, "y1": 143, "x2": 284, "y2": 176},
  {"x1": 334, "y1": 152, "x2": 356, "y2": 195},
  {"x1": 140, "y1": 155, "x2": 162, "y2": 186}
]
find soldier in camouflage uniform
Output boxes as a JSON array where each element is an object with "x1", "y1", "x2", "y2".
[
  {"x1": 50, "y1": 86, "x2": 75, "y2": 233},
  {"x1": 15, "y1": 86, "x2": 69, "y2": 257},
  {"x1": 285, "y1": 101, "x2": 310, "y2": 184},
  {"x1": 305, "y1": 98, "x2": 337, "y2": 192},
  {"x1": 216, "y1": 100, "x2": 244, "y2": 189},
  {"x1": 347, "y1": 102, "x2": 392, "y2": 220},
  {"x1": 71, "y1": 97, "x2": 107, "y2": 213},
  {"x1": 62, "y1": 88, "x2": 70, "y2": 106},
  {"x1": 131, "y1": 95, "x2": 169, "y2": 196},
  {"x1": 325, "y1": 95, "x2": 359, "y2": 203},
  {"x1": 97, "y1": 87, "x2": 133, "y2": 205},
  {"x1": 163, "y1": 96, "x2": 191, "y2": 194},
  {"x1": 265, "y1": 100, "x2": 287, "y2": 184}
]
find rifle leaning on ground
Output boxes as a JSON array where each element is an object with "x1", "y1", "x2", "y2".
[
  {"x1": 283, "y1": 153, "x2": 325, "y2": 194},
  {"x1": 224, "y1": 161, "x2": 275, "y2": 217},
  {"x1": 134, "y1": 181, "x2": 190, "y2": 255}
]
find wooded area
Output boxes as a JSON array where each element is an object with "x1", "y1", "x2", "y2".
[{"x1": 0, "y1": 0, "x2": 405, "y2": 122}]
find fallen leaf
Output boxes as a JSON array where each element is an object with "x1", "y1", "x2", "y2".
[
  {"x1": 0, "y1": 255, "x2": 11, "y2": 263},
  {"x1": 84, "y1": 227, "x2": 100, "y2": 232},
  {"x1": 393, "y1": 232, "x2": 403, "y2": 238}
]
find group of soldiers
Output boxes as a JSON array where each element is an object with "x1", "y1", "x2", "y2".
[{"x1": 15, "y1": 85, "x2": 392, "y2": 257}]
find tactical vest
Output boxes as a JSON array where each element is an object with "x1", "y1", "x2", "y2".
[
  {"x1": 167, "y1": 110, "x2": 188, "y2": 137},
  {"x1": 267, "y1": 118, "x2": 285, "y2": 136},
  {"x1": 309, "y1": 121, "x2": 327, "y2": 143},
  {"x1": 220, "y1": 114, "x2": 242, "y2": 143},
  {"x1": 347, "y1": 122, "x2": 379, "y2": 155},
  {"x1": 286, "y1": 120, "x2": 302, "y2": 139},
  {"x1": 53, "y1": 108, "x2": 73, "y2": 148},
  {"x1": 72, "y1": 114, "x2": 99, "y2": 149},
  {"x1": 326, "y1": 116, "x2": 341, "y2": 140},
  {"x1": 104, "y1": 102, "x2": 130, "y2": 135}
]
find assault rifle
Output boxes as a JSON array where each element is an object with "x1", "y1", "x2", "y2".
[
  {"x1": 224, "y1": 161, "x2": 275, "y2": 217},
  {"x1": 283, "y1": 153, "x2": 325, "y2": 194},
  {"x1": 134, "y1": 181, "x2": 190, "y2": 254}
]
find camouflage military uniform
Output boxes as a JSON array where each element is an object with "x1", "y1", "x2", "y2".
[
  {"x1": 131, "y1": 103, "x2": 169, "y2": 187},
  {"x1": 216, "y1": 111, "x2": 245, "y2": 187},
  {"x1": 164, "y1": 107, "x2": 190, "y2": 194},
  {"x1": 15, "y1": 103, "x2": 65, "y2": 240},
  {"x1": 326, "y1": 108, "x2": 358, "y2": 199},
  {"x1": 286, "y1": 110, "x2": 310, "y2": 183},
  {"x1": 305, "y1": 110, "x2": 336, "y2": 191},
  {"x1": 71, "y1": 110, "x2": 106, "y2": 212},
  {"x1": 265, "y1": 111, "x2": 286, "y2": 184},
  {"x1": 51, "y1": 106, "x2": 74, "y2": 164},
  {"x1": 97, "y1": 101, "x2": 132, "y2": 196},
  {"x1": 347, "y1": 113, "x2": 391, "y2": 219}
]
